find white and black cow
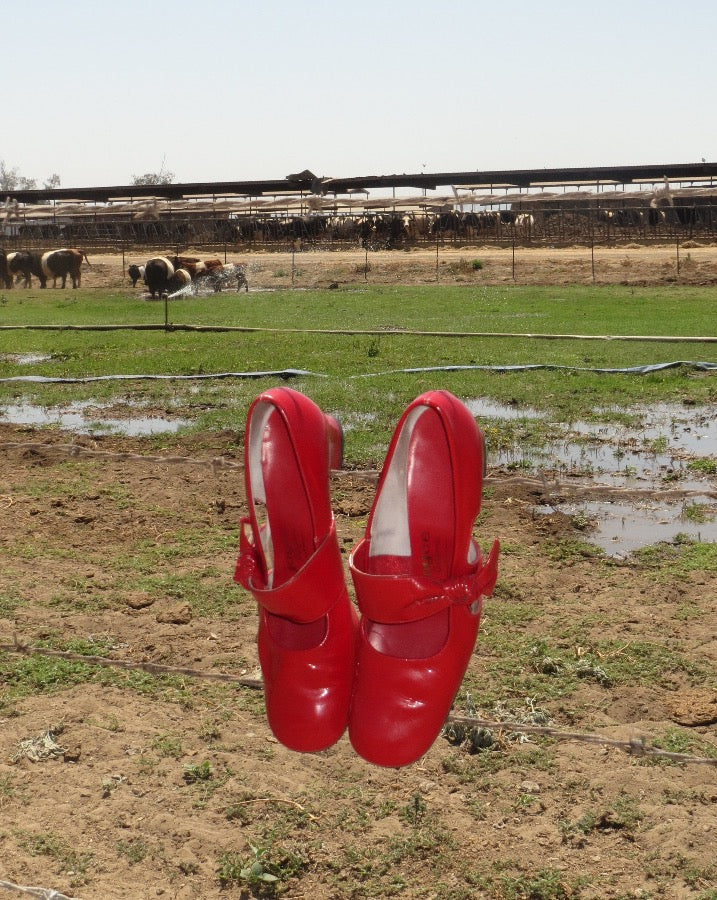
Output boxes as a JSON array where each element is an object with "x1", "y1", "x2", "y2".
[
  {"x1": 6, "y1": 248, "x2": 89, "y2": 288},
  {"x1": 144, "y1": 256, "x2": 175, "y2": 298},
  {"x1": 6, "y1": 250, "x2": 38, "y2": 287},
  {"x1": 41, "y1": 248, "x2": 90, "y2": 288},
  {"x1": 127, "y1": 264, "x2": 145, "y2": 287}
]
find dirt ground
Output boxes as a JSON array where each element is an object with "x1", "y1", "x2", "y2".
[
  {"x1": 1, "y1": 247, "x2": 716, "y2": 899},
  {"x1": 39, "y1": 238, "x2": 717, "y2": 291}
]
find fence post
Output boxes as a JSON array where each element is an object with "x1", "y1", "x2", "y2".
[{"x1": 435, "y1": 227, "x2": 440, "y2": 282}]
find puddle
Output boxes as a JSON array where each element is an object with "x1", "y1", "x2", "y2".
[
  {"x1": 466, "y1": 398, "x2": 545, "y2": 420},
  {"x1": 539, "y1": 499, "x2": 717, "y2": 558},
  {"x1": 474, "y1": 397, "x2": 717, "y2": 555},
  {"x1": 0, "y1": 402, "x2": 191, "y2": 437},
  {"x1": 478, "y1": 399, "x2": 716, "y2": 484}
]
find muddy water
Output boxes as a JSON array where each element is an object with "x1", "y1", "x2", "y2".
[
  {"x1": 2, "y1": 396, "x2": 715, "y2": 555},
  {"x1": 470, "y1": 398, "x2": 717, "y2": 555},
  {"x1": 0, "y1": 402, "x2": 190, "y2": 437}
]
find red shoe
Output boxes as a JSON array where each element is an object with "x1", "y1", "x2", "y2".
[
  {"x1": 348, "y1": 390, "x2": 499, "y2": 767},
  {"x1": 234, "y1": 387, "x2": 358, "y2": 752}
]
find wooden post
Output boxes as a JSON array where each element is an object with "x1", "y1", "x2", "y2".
[{"x1": 512, "y1": 236, "x2": 516, "y2": 281}]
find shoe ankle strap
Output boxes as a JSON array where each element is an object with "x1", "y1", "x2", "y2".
[
  {"x1": 235, "y1": 517, "x2": 347, "y2": 622},
  {"x1": 350, "y1": 539, "x2": 499, "y2": 623}
]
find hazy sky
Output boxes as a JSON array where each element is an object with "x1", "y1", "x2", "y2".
[{"x1": 5, "y1": 0, "x2": 715, "y2": 189}]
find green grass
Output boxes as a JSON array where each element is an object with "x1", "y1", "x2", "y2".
[{"x1": 1, "y1": 284, "x2": 716, "y2": 465}]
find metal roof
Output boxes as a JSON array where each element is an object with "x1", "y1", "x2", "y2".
[{"x1": 3, "y1": 162, "x2": 717, "y2": 205}]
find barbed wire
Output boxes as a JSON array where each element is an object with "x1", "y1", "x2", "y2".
[
  {"x1": 2, "y1": 636, "x2": 715, "y2": 767},
  {"x1": 0, "y1": 880, "x2": 75, "y2": 900},
  {"x1": 0, "y1": 441, "x2": 381, "y2": 480},
  {"x1": 0, "y1": 636, "x2": 262, "y2": 690},
  {"x1": 2, "y1": 441, "x2": 714, "y2": 501}
]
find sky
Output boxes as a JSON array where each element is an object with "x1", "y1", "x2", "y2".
[{"x1": 4, "y1": 0, "x2": 716, "y2": 190}]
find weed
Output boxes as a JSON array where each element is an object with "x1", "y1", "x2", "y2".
[
  {"x1": 499, "y1": 867, "x2": 576, "y2": 898},
  {"x1": 116, "y1": 839, "x2": 148, "y2": 865},
  {"x1": 152, "y1": 732, "x2": 183, "y2": 758},
  {"x1": 135, "y1": 755, "x2": 157, "y2": 775},
  {"x1": 216, "y1": 840, "x2": 307, "y2": 894},
  {"x1": 0, "y1": 591, "x2": 22, "y2": 616},
  {"x1": 89, "y1": 713, "x2": 124, "y2": 732},
  {"x1": 18, "y1": 830, "x2": 94, "y2": 886},
  {"x1": 225, "y1": 801, "x2": 254, "y2": 825},
  {"x1": 0, "y1": 774, "x2": 17, "y2": 807},
  {"x1": 183, "y1": 760, "x2": 213, "y2": 783},
  {"x1": 545, "y1": 538, "x2": 604, "y2": 562},
  {"x1": 198, "y1": 719, "x2": 222, "y2": 742},
  {"x1": 399, "y1": 792, "x2": 427, "y2": 827},
  {"x1": 645, "y1": 435, "x2": 669, "y2": 454},
  {"x1": 688, "y1": 458, "x2": 717, "y2": 475},
  {"x1": 634, "y1": 538, "x2": 717, "y2": 574},
  {"x1": 647, "y1": 727, "x2": 717, "y2": 763},
  {"x1": 681, "y1": 501, "x2": 715, "y2": 523}
]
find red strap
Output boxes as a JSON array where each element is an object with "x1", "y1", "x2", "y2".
[
  {"x1": 350, "y1": 538, "x2": 499, "y2": 624},
  {"x1": 234, "y1": 516, "x2": 347, "y2": 623}
]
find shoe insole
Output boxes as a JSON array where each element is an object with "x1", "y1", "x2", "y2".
[
  {"x1": 251, "y1": 403, "x2": 327, "y2": 649},
  {"x1": 367, "y1": 407, "x2": 454, "y2": 658}
]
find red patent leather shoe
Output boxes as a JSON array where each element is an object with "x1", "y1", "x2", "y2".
[
  {"x1": 348, "y1": 390, "x2": 499, "y2": 768},
  {"x1": 234, "y1": 387, "x2": 358, "y2": 752}
]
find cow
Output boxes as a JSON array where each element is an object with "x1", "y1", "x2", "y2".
[
  {"x1": 0, "y1": 249, "x2": 12, "y2": 288},
  {"x1": 171, "y1": 256, "x2": 245, "y2": 293},
  {"x1": 6, "y1": 250, "x2": 39, "y2": 287},
  {"x1": 40, "y1": 248, "x2": 90, "y2": 288},
  {"x1": 204, "y1": 263, "x2": 248, "y2": 293},
  {"x1": 168, "y1": 268, "x2": 192, "y2": 293},
  {"x1": 6, "y1": 248, "x2": 89, "y2": 288},
  {"x1": 144, "y1": 256, "x2": 175, "y2": 298},
  {"x1": 128, "y1": 264, "x2": 145, "y2": 287}
]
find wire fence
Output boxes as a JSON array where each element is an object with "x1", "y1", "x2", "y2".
[
  {"x1": 2, "y1": 635, "x2": 715, "y2": 768},
  {"x1": 2, "y1": 441, "x2": 716, "y2": 770}
]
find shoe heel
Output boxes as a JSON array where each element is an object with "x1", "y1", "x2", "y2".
[{"x1": 325, "y1": 414, "x2": 344, "y2": 471}]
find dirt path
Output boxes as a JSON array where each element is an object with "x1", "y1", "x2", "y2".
[{"x1": 64, "y1": 241, "x2": 717, "y2": 291}]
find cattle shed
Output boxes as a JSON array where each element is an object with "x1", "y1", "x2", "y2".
[{"x1": 4, "y1": 162, "x2": 717, "y2": 249}]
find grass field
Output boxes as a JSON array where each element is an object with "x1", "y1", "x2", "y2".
[{"x1": 2, "y1": 284, "x2": 716, "y2": 464}]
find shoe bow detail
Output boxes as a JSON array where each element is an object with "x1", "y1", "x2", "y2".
[
  {"x1": 350, "y1": 538, "x2": 500, "y2": 624},
  {"x1": 235, "y1": 516, "x2": 347, "y2": 623}
]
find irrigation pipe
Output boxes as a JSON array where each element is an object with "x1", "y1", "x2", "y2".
[
  {"x1": 1, "y1": 323, "x2": 717, "y2": 342},
  {"x1": 2, "y1": 361, "x2": 717, "y2": 385}
]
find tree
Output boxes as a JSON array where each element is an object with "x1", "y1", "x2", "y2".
[
  {"x1": 0, "y1": 160, "x2": 37, "y2": 191},
  {"x1": 131, "y1": 159, "x2": 175, "y2": 186},
  {"x1": 0, "y1": 161, "x2": 61, "y2": 192}
]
